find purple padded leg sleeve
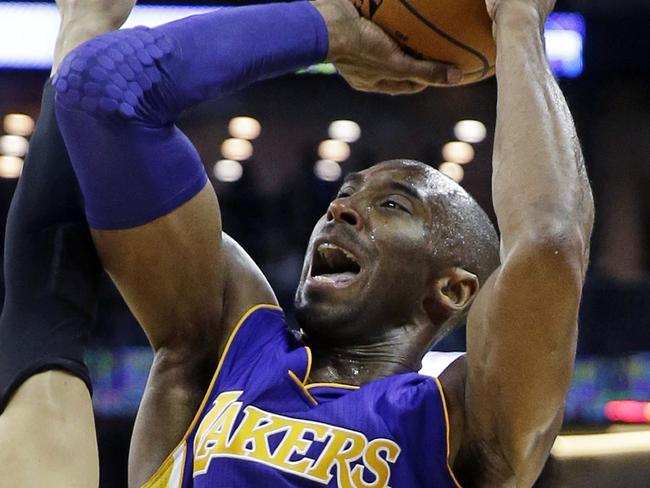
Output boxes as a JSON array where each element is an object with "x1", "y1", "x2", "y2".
[{"x1": 54, "y1": 2, "x2": 328, "y2": 229}]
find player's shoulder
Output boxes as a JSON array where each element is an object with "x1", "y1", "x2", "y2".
[
  {"x1": 216, "y1": 232, "x2": 281, "y2": 349},
  {"x1": 417, "y1": 350, "x2": 467, "y2": 410},
  {"x1": 431, "y1": 352, "x2": 467, "y2": 414},
  {"x1": 222, "y1": 233, "x2": 277, "y2": 303},
  {"x1": 224, "y1": 304, "x2": 287, "y2": 354},
  {"x1": 431, "y1": 353, "x2": 467, "y2": 472},
  {"x1": 212, "y1": 303, "x2": 289, "y2": 385}
]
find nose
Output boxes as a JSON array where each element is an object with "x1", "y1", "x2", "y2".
[{"x1": 326, "y1": 198, "x2": 364, "y2": 229}]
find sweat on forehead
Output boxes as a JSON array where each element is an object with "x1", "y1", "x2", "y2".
[
  {"x1": 348, "y1": 159, "x2": 466, "y2": 197},
  {"x1": 349, "y1": 159, "x2": 500, "y2": 284}
]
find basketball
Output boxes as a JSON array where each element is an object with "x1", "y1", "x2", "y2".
[{"x1": 350, "y1": 0, "x2": 496, "y2": 84}]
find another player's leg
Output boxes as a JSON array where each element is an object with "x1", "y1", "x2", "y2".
[
  {"x1": 0, "y1": 70, "x2": 100, "y2": 488},
  {"x1": 0, "y1": 2, "x2": 135, "y2": 486}
]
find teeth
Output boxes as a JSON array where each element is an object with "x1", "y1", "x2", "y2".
[
  {"x1": 311, "y1": 242, "x2": 361, "y2": 282},
  {"x1": 317, "y1": 243, "x2": 358, "y2": 264},
  {"x1": 342, "y1": 248, "x2": 356, "y2": 261}
]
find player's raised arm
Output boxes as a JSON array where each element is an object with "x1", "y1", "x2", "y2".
[
  {"x1": 53, "y1": 0, "x2": 458, "y2": 356},
  {"x1": 455, "y1": 0, "x2": 594, "y2": 485},
  {"x1": 53, "y1": 0, "x2": 457, "y2": 483},
  {"x1": 54, "y1": 3, "x2": 331, "y2": 482}
]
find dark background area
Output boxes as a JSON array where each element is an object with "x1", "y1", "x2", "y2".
[{"x1": 0, "y1": 0, "x2": 649, "y2": 486}]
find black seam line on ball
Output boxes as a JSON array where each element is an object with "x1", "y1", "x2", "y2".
[{"x1": 397, "y1": 0, "x2": 491, "y2": 78}]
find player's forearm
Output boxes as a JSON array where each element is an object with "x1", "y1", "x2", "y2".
[
  {"x1": 145, "y1": 3, "x2": 328, "y2": 118},
  {"x1": 54, "y1": 3, "x2": 328, "y2": 229},
  {"x1": 55, "y1": 3, "x2": 327, "y2": 124},
  {"x1": 492, "y1": 5, "x2": 593, "y2": 259}
]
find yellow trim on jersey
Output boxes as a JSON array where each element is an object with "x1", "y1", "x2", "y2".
[
  {"x1": 143, "y1": 455, "x2": 174, "y2": 488},
  {"x1": 288, "y1": 342, "x2": 364, "y2": 406},
  {"x1": 289, "y1": 345, "x2": 361, "y2": 404},
  {"x1": 304, "y1": 382, "x2": 360, "y2": 390},
  {"x1": 434, "y1": 377, "x2": 464, "y2": 488},
  {"x1": 302, "y1": 346, "x2": 312, "y2": 384},
  {"x1": 141, "y1": 303, "x2": 283, "y2": 488},
  {"x1": 300, "y1": 345, "x2": 360, "y2": 391},
  {"x1": 287, "y1": 369, "x2": 318, "y2": 406}
]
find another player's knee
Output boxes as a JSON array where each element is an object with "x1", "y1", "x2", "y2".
[{"x1": 53, "y1": 27, "x2": 176, "y2": 125}]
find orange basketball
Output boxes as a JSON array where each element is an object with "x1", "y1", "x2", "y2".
[{"x1": 350, "y1": 0, "x2": 496, "y2": 84}]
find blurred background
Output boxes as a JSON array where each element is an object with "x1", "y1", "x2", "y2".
[{"x1": 0, "y1": 0, "x2": 648, "y2": 486}]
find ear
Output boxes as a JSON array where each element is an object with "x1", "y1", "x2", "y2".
[{"x1": 426, "y1": 267, "x2": 480, "y2": 321}]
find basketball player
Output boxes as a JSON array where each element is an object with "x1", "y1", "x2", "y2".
[
  {"x1": 0, "y1": 0, "x2": 453, "y2": 485},
  {"x1": 1, "y1": 0, "x2": 593, "y2": 487}
]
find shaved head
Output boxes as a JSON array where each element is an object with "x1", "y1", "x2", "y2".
[
  {"x1": 353, "y1": 160, "x2": 500, "y2": 334},
  {"x1": 295, "y1": 159, "x2": 500, "y2": 346},
  {"x1": 368, "y1": 159, "x2": 499, "y2": 282}
]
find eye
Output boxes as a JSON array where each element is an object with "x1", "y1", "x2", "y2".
[
  {"x1": 336, "y1": 187, "x2": 354, "y2": 199},
  {"x1": 381, "y1": 199, "x2": 410, "y2": 213}
]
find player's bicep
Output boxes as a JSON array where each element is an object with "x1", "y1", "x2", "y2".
[
  {"x1": 463, "y1": 239, "x2": 585, "y2": 483},
  {"x1": 125, "y1": 232, "x2": 277, "y2": 487},
  {"x1": 92, "y1": 183, "x2": 226, "y2": 352}
]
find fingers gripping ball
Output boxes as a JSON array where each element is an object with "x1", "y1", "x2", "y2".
[{"x1": 350, "y1": 0, "x2": 496, "y2": 84}]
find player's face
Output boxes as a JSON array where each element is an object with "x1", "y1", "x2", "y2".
[{"x1": 294, "y1": 162, "x2": 439, "y2": 344}]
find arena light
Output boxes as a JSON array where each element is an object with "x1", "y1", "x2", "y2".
[
  {"x1": 442, "y1": 141, "x2": 474, "y2": 164},
  {"x1": 4, "y1": 113, "x2": 35, "y2": 137},
  {"x1": 0, "y1": 3, "x2": 214, "y2": 69},
  {"x1": 438, "y1": 162, "x2": 464, "y2": 183},
  {"x1": 545, "y1": 12, "x2": 586, "y2": 78},
  {"x1": 453, "y1": 120, "x2": 487, "y2": 144},
  {"x1": 318, "y1": 140, "x2": 350, "y2": 162},
  {"x1": 605, "y1": 401, "x2": 650, "y2": 424},
  {"x1": 314, "y1": 160, "x2": 342, "y2": 182},
  {"x1": 328, "y1": 120, "x2": 361, "y2": 144},
  {"x1": 551, "y1": 430, "x2": 650, "y2": 459},
  {"x1": 0, "y1": 156, "x2": 24, "y2": 178},
  {"x1": 221, "y1": 138, "x2": 253, "y2": 161},
  {"x1": 213, "y1": 159, "x2": 242, "y2": 183},
  {"x1": 0, "y1": 135, "x2": 29, "y2": 158},
  {"x1": 228, "y1": 116, "x2": 261, "y2": 141},
  {"x1": 0, "y1": 4, "x2": 584, "y2": 78}
]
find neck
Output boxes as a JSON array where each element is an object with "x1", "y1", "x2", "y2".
[{"x1": 306, "y1": 331, "x2": 424, "y2": 386}]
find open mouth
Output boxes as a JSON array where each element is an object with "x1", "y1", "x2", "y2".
[{"x1": 309, "y1": 243, "x2": 362, "y2": 287}]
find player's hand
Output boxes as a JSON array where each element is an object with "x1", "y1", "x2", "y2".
[
  {"x1": 312, "y1": 0, "x2": 462, "y2": 94},
  {"x1": 485, "y1": 0, "x2": 555, "y2": 26}
]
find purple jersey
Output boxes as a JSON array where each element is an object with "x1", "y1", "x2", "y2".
[{"x1": 143, "y1": 305, "x2": 461, "y2": 488}]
